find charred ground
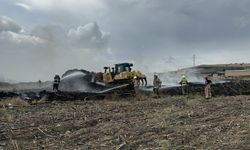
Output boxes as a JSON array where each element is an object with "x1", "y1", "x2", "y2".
[
  {"x1": 1, "y1": 80, "x2": 250, "y2": 101},
  {"x1": 1, "y1": 94, "x2": 250, "y2": 149}
]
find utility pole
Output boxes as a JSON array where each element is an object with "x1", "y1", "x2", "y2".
[{"x1": 193, "y1": 54, "x2": 196, "y2": 67}]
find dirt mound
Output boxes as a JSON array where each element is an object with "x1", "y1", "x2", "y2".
[{"x1": 60, "y1": 69, "x2": 109, "y2": 92}]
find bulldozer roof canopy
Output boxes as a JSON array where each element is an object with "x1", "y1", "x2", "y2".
[{"x1": 115, "y1": 63, "x2": 133, "y2": 67}]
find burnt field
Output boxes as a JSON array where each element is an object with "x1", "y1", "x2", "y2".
[
  {"x1": 160, "y1": 80, "x2": 250, "y2": 96},
  {"x1": 1, "y1": 80, "x2": 250, "y2": 101},
  {"x1": 1, "y1": 94, "x2": 250, "y2": 149},
  {"x1": 1, "y1": 80, "x2": 250, "y2": 149}
]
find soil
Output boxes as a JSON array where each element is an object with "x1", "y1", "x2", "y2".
[{"x1": 1, "y1": 94, "x2": 250, "y2": 149}]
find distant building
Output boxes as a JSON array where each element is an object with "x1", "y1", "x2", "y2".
[
  {"x1": 225, "y1": 70, "x2": 250, "y2": 80},
  {"x1": 173, "y1": 63, "x2": 250, "y2": 81}
]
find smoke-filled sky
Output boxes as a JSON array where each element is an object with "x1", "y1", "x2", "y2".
[{"x1": 1, "y1": 0, "x2": 250, "y2": 82}]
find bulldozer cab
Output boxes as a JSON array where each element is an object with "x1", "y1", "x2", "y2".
[
  {"x1": 112, "y1": 63, "x2": 134, "y2": 81},
  {"x1": 93, "y1": 62, "x2": 147, "y2": 86},
  {"x1": 101, "y1": 63, "x2": 134, "y2": 84},
  {"x1": 115, "y1": 63, "x2": 133, "y2": 74}
]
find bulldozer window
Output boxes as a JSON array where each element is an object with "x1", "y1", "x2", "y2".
[
  {"x1": 125, "y1": 66, "x2": 131, "y2": 71},
  {"x1": 117, "y1": 66, "x2": 124, "y2": 73},
  {"x1": 116, "y1": 65, "x2": 131, "y2": 74}
]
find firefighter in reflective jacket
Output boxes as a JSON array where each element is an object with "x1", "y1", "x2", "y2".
[
  {"x1": 205, "y1": 77, "x2": 212, "y2": 99},
  {"x1": 133, "y1": 76, "x2": 140, "y2": 94},
  {"x1": 133, "y1": 76, "x2": 139, "y2": 88},
  {"x1": 153, "y1": 74, "x2": 162, "y2": 97},
  {"x1": 179, "y1": 75, "x2": 189, "y2": 95},
  {"x1": 53, "y1": 74, "x2": 60, "y2": 91}
]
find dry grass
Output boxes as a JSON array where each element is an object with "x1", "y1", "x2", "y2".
[
  {"x1": 35, "y1": 96, "x2": 49, "y2": 104},
  {"x1": 0, "y1": 97, "x2": 30, "y2": 107},
  {"x1": 1, "y1": 95, "x2": 250, "y2": 149}
]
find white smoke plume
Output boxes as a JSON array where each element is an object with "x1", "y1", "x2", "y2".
[{"x1": 146, "y1": 68, "x2": 204, "y2": 87}]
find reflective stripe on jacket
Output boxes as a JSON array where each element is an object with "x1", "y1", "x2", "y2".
[{"x1": 180, "y1": 78, "x2": 188, "y2": 86}]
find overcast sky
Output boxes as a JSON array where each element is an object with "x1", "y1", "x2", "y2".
[{"x1": 1, "y1": 0, "x2": 250, "y2": 82}]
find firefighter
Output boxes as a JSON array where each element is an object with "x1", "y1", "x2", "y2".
[
  {"x1": 133, "y1": 76, "x2": 139, "y2": 87},
  {"x1": 205, "y1": 76, "x2": 212, "y2": 99},
  {"x1": 133, "y1": 76, "x2": 140, "y2": 94},
  {"x1": 153, "y1": 74, "x2": 162, "y2": 97},
  {"x1": 53, "y1": 74, "x2": 61, "y2": 92},
  {"x1": 179, "y1": 75, "x2": 189, "y2": 95},
  {"x1": 38, "y1": 80, "x2": 42, "y2": 88}
]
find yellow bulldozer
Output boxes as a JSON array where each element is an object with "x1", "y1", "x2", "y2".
[{"x1": 91, "y1": 63, "x2": 147, "y2": 87}]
